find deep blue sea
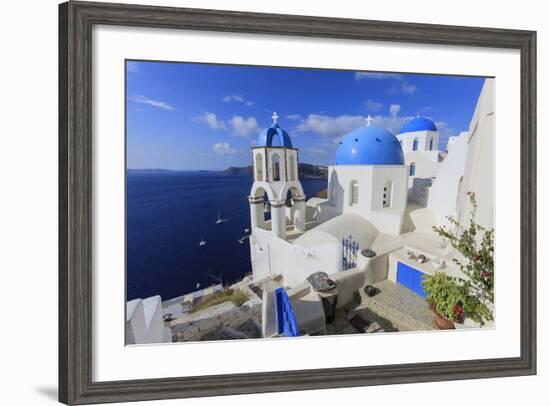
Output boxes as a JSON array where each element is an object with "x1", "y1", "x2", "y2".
[{"x1": 126, "y1": 171, "x2": 326, "y2": 301}]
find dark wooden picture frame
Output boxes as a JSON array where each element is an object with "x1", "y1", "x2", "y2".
[{"x1": 59, "y1": 1, "x2": 537, "y2": 404}]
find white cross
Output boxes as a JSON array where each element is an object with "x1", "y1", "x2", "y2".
[
  {"x1": 365, "y1": 114, "x2": 373, "y2": 126},
  {"x1": 272, "y1": 111, "x2": 279, "y2": 123}
]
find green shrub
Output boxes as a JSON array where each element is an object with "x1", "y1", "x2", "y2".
[
  {"x1": 431, "y1": 192, "x2": 494, "y2": 323},
  {"x1": 422, "y1": 272, "x2": 468, "y2": 321}
]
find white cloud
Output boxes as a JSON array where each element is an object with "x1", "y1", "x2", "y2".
[
  {"x1": 195, "y1": 112, "x2": 227, "y2": 130},
  {"x1": 369, "y1": 104, "x2": 411, "y2": 134},
  {"x1": 294, "y1": 104, "x2": 414, "y2": 140},
  {"x1": 212, "y1": 142, "x2": 236, "y2": 155},
  {"x1": 130, "y1": 95, "x2": 174, "y2": 111},
  {"x1": 296, "y1": 114, "x2": 365, "y2": 141},
  {"x1": 356, "y1": 72, "x2": 418, "y2": 95},
  {"x1": 223, "y1": 94, "x2": 254, "y2": 106},
  {"x1": 402, "y1": 81, "x2": 417, "y2": 95},
  {"x1": 223, "y1": 94, "x2": 244, "y2": 103},
  {"x1": 365, "y1": 99, "x2": 383, "y2": 112},
  {"x1": 229, "y1": 116, "x2": 260, "y2": 137},
  {"x1": 389, "y1": 104, "x2": 401, "y2": 117},
  {"x1": 355, "y1": 72, "x2": 403, "y2": 81},
  {"x1": 286, "y1": 114, "x2": 303, "y2": 121}
]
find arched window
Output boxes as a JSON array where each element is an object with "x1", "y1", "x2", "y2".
[
  {"x1": 412, "y1": 138, "x2": 419, "y2": 151},
  {"x1": 288, "y1": 155, "x2": 296, "y2": 181},
  {"x1": 255, "y1": 153, "x2": 263, "y2": 181},
  {"x1": 409, "y1": 162, "x2": 416, "y2": 176},
  {"x1": 383, "y1": 181, "x2": 393, "y2": 208},
  {"x1": 349, "y1": 180, "x2": 359, "y2": 206},
  {"x1": 272, "y1": 154, "x2": 281, "y2": 181},
  {"x1": 429, "y1": 138, "x2": 434, "y2": 150}
]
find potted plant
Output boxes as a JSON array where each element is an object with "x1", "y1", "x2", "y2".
[{"x1": 422, "y1": 272, "x2": 469, "y2": 329}]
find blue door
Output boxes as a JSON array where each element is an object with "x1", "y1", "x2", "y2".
[
  {"x1": 275, "y1": 288, "x2": 300, "y2": 337},
  {"x1": 397, "y1": 262, "x2": 427, "y2": 298}
]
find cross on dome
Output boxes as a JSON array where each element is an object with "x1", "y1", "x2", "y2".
[
  {"x1": 365, "y1": 115, "x2": 373, "y2": 126},
  {"x1": 272, "y1": 111, "x2": 279, "y2": 124}
]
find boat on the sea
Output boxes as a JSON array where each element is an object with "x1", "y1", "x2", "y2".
[
  {"x1": 238, "y1": 235, "x2": 249, "y2": 245},
  {"x1": 215, "y1": 210, "x2": 228, "y2": 224}
]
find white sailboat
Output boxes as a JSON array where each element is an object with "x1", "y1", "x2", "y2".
[{"x1": 215, "y1": 210, "x2": 227, "y2": 224}]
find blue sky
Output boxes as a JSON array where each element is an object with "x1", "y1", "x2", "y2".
[{"x1": 126, "y1": 61, "x2": 486, "y2": 170}]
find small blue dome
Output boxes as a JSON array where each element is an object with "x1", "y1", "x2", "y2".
[
  {"x1": 400, "y1": 116, "x2": 437, "y2": 134},
  {"x1": 335, "y1": 124, "x2": 404, "y2": 166},
  {"x1": 256, "y1": 123, "x2": 293, "y2": 148}
]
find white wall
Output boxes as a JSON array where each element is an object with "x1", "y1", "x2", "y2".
[
  {"x1": 458, "y1": 79, "x2": 496, "y2": 230},
  {"x1": 325, "y1": 165, "x2": 408, "y2": 234},
  {"x1": 398, "y1": 130, "x2": 439, "y2": 153},
  {"x1": 404, "y1": 150, "x2": 440, "y2": 178},
  {"x1": 126, "y1": 296, "x2": 171, "y2": 344},
  {"x1": 428, "y1": 132, "x2": 469, "y2": 225},
  {"x1": 251, "y1": 228, "x2": 342, "y2": 286},
  {"x1": 1, "y1": 1, "x2": 547, "y2": 406},
  {"x1": 428, "y1": 79, "x2": 495, "y2": 229}
]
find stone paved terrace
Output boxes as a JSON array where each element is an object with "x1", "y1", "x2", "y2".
[{"x1": 326, "y1": 279, "x2": 435, "y2": 335}]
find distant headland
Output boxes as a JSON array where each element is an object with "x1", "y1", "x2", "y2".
[
  {"x1": 127, "y1": 163, "x2": 328, "y2": 180},
  {"x1": 223, "y1": 162, "x2": 328, "y2": 180}
]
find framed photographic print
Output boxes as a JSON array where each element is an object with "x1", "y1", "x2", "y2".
[{"x1": 59, "y1": 1, "x2": 537, "y2": 404}]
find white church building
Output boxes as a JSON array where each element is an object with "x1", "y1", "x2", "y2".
[{"x1": 249, "y1": 79, "x2": 495, "y2": 336}]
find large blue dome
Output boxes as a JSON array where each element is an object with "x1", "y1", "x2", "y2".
[
  {"x1": 400, "y1": 116, "x2": 437, "y2": 134},
  {"x1": 335, "y1": 124, "x2": 404, "y2": 166},
  {"x1": 256, "y1": 123, "x2": 293, "y2": 148}
]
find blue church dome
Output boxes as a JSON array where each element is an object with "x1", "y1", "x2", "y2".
[
  {"x1": 256, "y1": 122, "x2": 293, "y2": 148},
  {"x1": 400, "y1": 116, "x2": 437, "y2": 134},
  {"x1": 335, "y1": 123, "x2": 404, "y2": 166}
]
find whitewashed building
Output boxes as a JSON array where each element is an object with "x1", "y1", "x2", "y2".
[
  {"x1": 395, "y1": 115, "x2": 442, "y2": 206},
  {"x1": 248, "y1": 79, "x2": 495, "y2": 334},
  {"x1": 126, "y1": 295, "x2": 171, "y2": 345}
]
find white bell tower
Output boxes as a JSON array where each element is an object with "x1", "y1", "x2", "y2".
[{"x1": 248, "y1": 113, "x2": 306, "y2": 239}]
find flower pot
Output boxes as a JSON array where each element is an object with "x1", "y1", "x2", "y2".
[{"x1": 429, "y1": 304, "x2": 456, "y2": 330}]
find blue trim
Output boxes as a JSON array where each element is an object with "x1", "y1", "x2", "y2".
[
  {"x1": 396, "y1": 262, "x2": 427, "y2": 298},
  {"x1": 409, "y1": 163, "x2": 416, "y2": 176},
  {"x1": 275, "y1": 288, "x2": 300, "y2": 337}
]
